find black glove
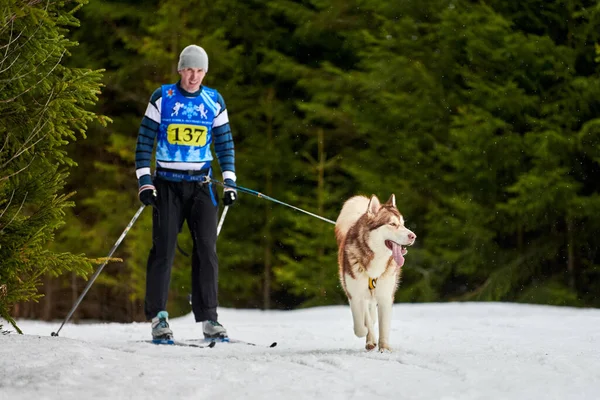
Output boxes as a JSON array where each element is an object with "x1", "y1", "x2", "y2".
[
  {"x1": 139, "y1": 187, "x2": 157, "y2": 207},
  {"x1": 223, "y1": 179, "x2": 237, "y2": 206}
]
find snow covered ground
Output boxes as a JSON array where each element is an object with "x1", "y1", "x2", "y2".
[{"x1": 2, "y1": 302, "x2": 599, "y2": 400}]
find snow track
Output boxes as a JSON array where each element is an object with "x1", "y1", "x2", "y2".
[{"x1": 2, "y1": 303, "x2": 599, "y2": 400}]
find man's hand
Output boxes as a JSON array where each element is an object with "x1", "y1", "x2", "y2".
[
  {"x1": 139, "y1": 186, "x2": 157, "y2": 207},
  {"x1": 223, "y1": 179, "x2": 237, "y2": 206}
]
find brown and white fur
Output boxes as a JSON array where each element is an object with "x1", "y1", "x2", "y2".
[{"x1": 335, "y1": 194, "x2": 416, "y2": 352}]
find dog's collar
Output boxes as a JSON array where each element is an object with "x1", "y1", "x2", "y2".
[{"x1": 369, "y1": 277, "x2": 377, "y2": 290}]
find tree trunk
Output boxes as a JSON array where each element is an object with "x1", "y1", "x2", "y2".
[
  {"x1": 71, "y1": 272, "x2": 78, "y2": 322},
  {"x1": 316, "y1": 128, "x2": 326, "y2": 297},
  {"x1": 43, "y1": 275, "x2": 53, "y2": 321},
  {"x1": 262, "y1": 87, "x2": 275, "y2": 310},
  {"x1": 567, "y1": 217, "x2": 575, "y2": 290}
]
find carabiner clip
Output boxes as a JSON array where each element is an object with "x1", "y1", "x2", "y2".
[{"x1": 201, "y1": 175, "x2": 211, "y2": 185}]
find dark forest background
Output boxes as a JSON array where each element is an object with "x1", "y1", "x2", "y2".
[{"x1": 3, "y1": 0, "x2": 600, "y2": 328}]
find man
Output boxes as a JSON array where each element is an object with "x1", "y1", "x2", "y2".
[{"x1": 135, "y1": 44, "x2": 237, "y2": 341}]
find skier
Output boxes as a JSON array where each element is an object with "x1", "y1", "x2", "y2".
[{"x1": 134, "y1": 44, "x2": 237, "y2": 341}]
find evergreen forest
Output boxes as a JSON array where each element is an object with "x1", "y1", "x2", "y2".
[{"x1": 2, "y1": 0, "x2": 600, "y2": 329}]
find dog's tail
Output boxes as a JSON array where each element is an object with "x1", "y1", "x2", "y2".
[
  {"x1": 336, "y1": 196, "x2": 372, "y2": 298},
  {"x1": 335, "y1": 195, "x2": 370, "y2": 245}
]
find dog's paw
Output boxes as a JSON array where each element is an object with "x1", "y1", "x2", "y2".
[
  {"x1": 365, "y1": 342, "x2": 377, "y2": 351},
  {"x1": 378, "y1": 342, "x2": 392, "y2": 352}
]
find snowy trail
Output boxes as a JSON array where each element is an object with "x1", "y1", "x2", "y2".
[{"x1": 2, "y1": 303, "x2": 600, "y2": 400}]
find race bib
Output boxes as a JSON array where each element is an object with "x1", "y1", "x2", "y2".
[{"x1": 167, "y1": 124, "x2": 208, "y2": 146}]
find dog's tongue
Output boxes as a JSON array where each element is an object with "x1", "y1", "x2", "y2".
[{"x1": 391, "y1": 242, "x2": 405, "y2": 267}]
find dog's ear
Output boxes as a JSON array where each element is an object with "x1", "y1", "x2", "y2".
[
  {"x1": 367, "y1": 195, "x2": 381, "y2": 215},
  {"x1": 385, "y1": 194, "x2": 396, "y2": 208}
]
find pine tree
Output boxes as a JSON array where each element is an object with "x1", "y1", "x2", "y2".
[
  {"x1": 345, "y1": 0, "x2": 600, "y2": 305},
  {"x1": 0, "y1": 0, "x2": 105, "y2": 330},
  {"x1": 55, "y1": 0, "x2": 298, "y2": 314},
  {"x1": 489, "y1": 0, "x2": 600, "y2": 306},
  {"x1": 267, "y1": 0, "x2": 369, "y2": 306},
  {"x1": 18, "y1": 0, "x2": 600, "y2": 315}
]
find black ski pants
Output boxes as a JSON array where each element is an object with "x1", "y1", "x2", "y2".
[{"x1": 144, "y1": 176, "x2": 220, "y2": 322}]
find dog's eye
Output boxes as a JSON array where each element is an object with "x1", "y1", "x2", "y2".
[{"x1": 389, "y1": 222, "x2": 399, "y2": 228}]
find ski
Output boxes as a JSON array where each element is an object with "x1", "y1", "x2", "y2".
[
  {"x1": 185, "y1": 296, "x2": 276, "y2": 347},
  {"x1": 137, "y1": 338, "x2": 275, "y2": 348},
  {"x1": 228, "y1": 338, "x2": 278, "y2": 348},
  {"x1": 185, "y1": 338, "x2": 277, "y2": 348},
  {"x1": 138, "y1": 339, "x2": 216, "y2": 348}
]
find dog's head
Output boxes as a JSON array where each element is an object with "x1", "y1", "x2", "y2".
[{"x1": 366, "y1": 194, "x2": 416, "y2": 267}]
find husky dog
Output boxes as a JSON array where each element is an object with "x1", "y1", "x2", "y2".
[{"x1": 335, "y1": 194, "x2": 416, "y2": 352}]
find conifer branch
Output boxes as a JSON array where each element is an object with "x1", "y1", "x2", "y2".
[
  {"x1": 0, "y1": 17, "x2": 24, "y2": 73},
  {"x1": 0, "y1": 191, "x2": 28, "y2": 233},
  {"x1": 0, "y1": 189, "x2": 16, "y2": 220},
  {"x1": 0, "y1": 155, "x2": 36, "y2": 183},
  {"x1": 0, "y1": 50, "x2": 65, "y2": 103},
  {"x1": 0, "y1": 90, "x2": 53, "y2": 169},
  {"x1": 1, "y1": 2, "x2": 48, "y2": 78},
  {"x1": 1, "y1": 1, "x2": 46, "y2": 31},
  {"x1": 0, "y1": 131, "x2": 8, "y2": 154},
  {"x1": 0, "y1": 51, "x2": 21, "y2": 75},
  {"x1": 0, "y1": 125, "x2": 47, "y2": 170}
]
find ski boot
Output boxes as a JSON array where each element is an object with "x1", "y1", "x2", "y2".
[
  {"x1": 151, "y1": 311, "x2": 174, "y2": 344},
  {"x1": 202, "y1": 320, "x2": 228, "y2": 342}
]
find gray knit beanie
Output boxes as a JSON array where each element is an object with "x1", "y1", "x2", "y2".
[{"x1": 177, "y1": 45, "x2": 209, "y2": 71}]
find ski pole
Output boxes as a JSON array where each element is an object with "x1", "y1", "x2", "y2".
[
  {"x1": 51, "y1": 205, "x2": 146, "y2": 337},
  {"x1": 217, "y1": 205, "x2": 229, "y2": 235},
  {"x1": 207, "y1": 177, "x2": 336, "y2": 225}
]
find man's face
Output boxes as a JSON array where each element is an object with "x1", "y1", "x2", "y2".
[{"x1": 178, "y1": 68, "x2": 206, "y2": 92}]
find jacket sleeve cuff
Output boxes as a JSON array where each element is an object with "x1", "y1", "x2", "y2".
[
  {"x1": 222, "y1": 171, "x2": 236, "y2": 182},
  {"x1": 137, "y1": 174, "x2": 153, "y2": 188},
  {"x1": 138, "y1": 184, "x2": 156, "y2": 195}
]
